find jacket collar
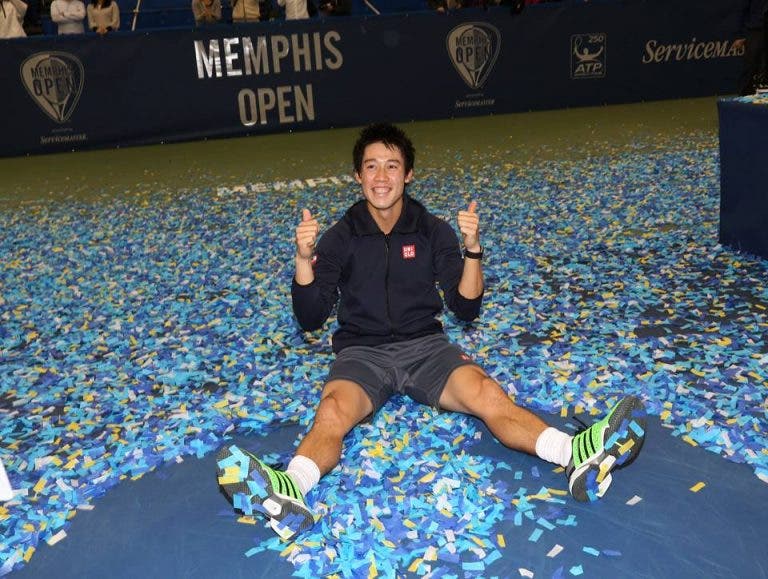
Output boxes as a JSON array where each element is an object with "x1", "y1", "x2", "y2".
[{"x1": 347, "y1": 194, "x2": 423, "y2": 236}]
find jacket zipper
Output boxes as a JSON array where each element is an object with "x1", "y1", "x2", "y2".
[{"x1": 384, "y1": 233, "x2": 394, "y2": 335}]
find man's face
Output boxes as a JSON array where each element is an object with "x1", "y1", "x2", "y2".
[{"x1": 355, "y1": 142, "x2": 413, "y2": 213}]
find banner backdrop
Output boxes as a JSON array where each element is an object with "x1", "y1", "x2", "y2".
[{"x1": 0, "y1": 0, "x2": 747, "y2": 157}]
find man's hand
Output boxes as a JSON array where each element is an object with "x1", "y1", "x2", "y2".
[
  {"x1": 457, "y1": 201, "x2": 481, "y2": 252},
  {"x1": 296, "y1": 209, "x2": 319, "y2": 260}
]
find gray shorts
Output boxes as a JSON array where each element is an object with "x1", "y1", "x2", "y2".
[{"x1": 326, "y1": 333, "x2": 479, "y2": 414}]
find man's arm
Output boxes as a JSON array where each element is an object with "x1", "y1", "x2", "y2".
[
  {"x1": 433, "y1": 204, "x2": 483, "y2": 322},
  {"x1": 291, "y1": 208, "x2": 341, "y2": 331},
  {"x1": 457, "y1": 200, "x2": 483, "y2": 300},
  {"x1": 294, "y1": 208, "x2": 318, "y2": 286}
]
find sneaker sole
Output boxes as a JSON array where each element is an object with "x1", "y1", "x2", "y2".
[
  {"x1": 216, "y1": 445, "x2": 314, "y2": 540},
  {"x1": 569, "y1": 396, "x2": 647, "y2": 502}
]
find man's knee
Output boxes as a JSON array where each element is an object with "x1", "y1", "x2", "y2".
[
  {"x1": 314, "y1": 392, "x2": 347, "y2": 430},
  {"x1": 441, "y1": 366, "x2": 510, "y2": 414},
  {"x1": 313, "y1": 380, "x2": 372, "y2": 433},
  {"x1": 474, "y1": 375, "x2": 511, "y2": 408}
]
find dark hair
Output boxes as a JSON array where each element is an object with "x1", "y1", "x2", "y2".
[
  {"x1": 92, "y1": 0, "x2": 113, "y2": 7},
  {"x1": 353, "y1": 123, "x2": 415, "y2": 175}
]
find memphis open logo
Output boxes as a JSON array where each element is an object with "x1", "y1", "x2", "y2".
[
  {"x1": 446, "y1": 22, "x2": 501, "y2": 90},
  {"x1": 20, "y1": 52, "x2": 85, "y2": 123}
]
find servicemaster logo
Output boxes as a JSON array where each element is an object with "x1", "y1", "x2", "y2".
[
  {"x1": 20, "y1": 52, "x2": 84, "y2": 123},
  {"x1": 571, "y1": 33, "x2": 606, "y2": 79},
  {"x1": 446, "y1": 22, "x2": 501, "y2": 90}
]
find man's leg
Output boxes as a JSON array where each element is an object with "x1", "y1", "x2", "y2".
[
  {"x1": 216, "y1": 379, "x2": 373, "y2": 539},
  {"x1": 438, "y1": 365, "x2": 646, "y2": 502},
  {"x1": 295, "y1": 379, "x2": 375, "y2": 476},
  {"x1": 438, "y1": 365, "x2": 548, "y2": 454}
]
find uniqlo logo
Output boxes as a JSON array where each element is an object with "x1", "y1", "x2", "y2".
[{"x1": 402, "y1": 244, "x2": 416, "y2": 260}]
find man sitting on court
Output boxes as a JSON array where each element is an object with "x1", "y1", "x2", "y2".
[{"x1": 216, "y1": 123, "x2": 648, "y2": 540}]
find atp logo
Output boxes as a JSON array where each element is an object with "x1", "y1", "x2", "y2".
[
  {"x1": 20, "y1": 52, "x2": 84, "y2": 123},
  {"x1": 571, "y1": 33, "x2": 607, "y2": 79},
  {"x1": 446, "y1": 22, "x2": 501, "y2": 90}
]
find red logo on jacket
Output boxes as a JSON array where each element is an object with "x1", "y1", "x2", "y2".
[{"x1": 402, "y1": 244, "x2": 416, "y2": 260}]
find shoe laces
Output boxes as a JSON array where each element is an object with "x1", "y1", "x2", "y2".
[{"x1": 572, "y1": 415, "x2": 591, "y2": 435}]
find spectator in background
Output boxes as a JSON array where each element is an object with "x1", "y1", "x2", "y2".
[
  {"x1": 192, "y1": 0, "x2": 221, "y2": 25},
  {"x1": 0, "y1": 0, "x2": 27, "y2": 38},
  {"x1": 51, "y1": 0, "x2": 86, "y2": 33},
  {"x1": 87, "y1": 0, "x2": 119, "y2": 34},
  {"x1": 428, "y1": 0, "x2": 459, "y2": 10},
  {"x1": 738, "y1": 0, "x2": 768, "y2": 94},
  {"x1": 318, "y1": 0, "x2": 349, "y2": 16},
  {"x1": 278, "y1": 0, "x2": 308, "y2": 20},
  {"x1": 231, "y1": 0, "x2": 258, "y2": 21}
]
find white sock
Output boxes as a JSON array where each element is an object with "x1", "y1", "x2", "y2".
[
  {"x1": 286, "y1": 455, "x2": 321, "y2": 497},
  {"x1": 535, "y1": 427, "x2": 573, "y2": 468},
  {"x1": 0, "y1": 458, "x2": 13, "y2": 502}
]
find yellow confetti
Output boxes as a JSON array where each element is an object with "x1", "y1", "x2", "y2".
[
  {"x1": 33, "y1": 477, "x2": 47, "y2": 494},
  {"x1": 690, "y1": 481, "x2": 706, "y2": 493},
  {"x1": 407, "y1": 558, "x2": 423, "y2": 573},
  {"x1": 618, "y1": 438, "x2": 635, "y2": 455},
  {"x1": 419, "y1": 471, "x2": 436, "y2": 484},
  {"x1": 218, "y1": 466, "x2": 241, "y2": 485},
  {"x1": 682, "y1": 435, "x2": 698, "y2": 447}
]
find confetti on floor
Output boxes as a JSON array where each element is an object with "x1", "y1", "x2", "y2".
[{"x1": 1, "y1": 131, "x2": 767, "y2": 576}]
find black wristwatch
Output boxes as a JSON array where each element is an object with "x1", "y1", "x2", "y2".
[{"x1": 463, "y1": 247, "x2": 484, "y2": 260}]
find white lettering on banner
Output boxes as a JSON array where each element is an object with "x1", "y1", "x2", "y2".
[
  {"x1": 238, "y1": 84, "x2": 315, "y2": 126},
  {"x1": 216, "y1": 174, "x2": 355, "y2": 196},
  {"x1": 196, "y1": 39, "x2": 222, "y2": 78},
  {"x1": 642, "y1": 38, "x2": 745, "y2": 64},
  {"x1": 224, "y1": 38, "x2": 241, "y2": 77},
  {"x1": 194, "y1": 31, "x2": 343, "y2": 79}
]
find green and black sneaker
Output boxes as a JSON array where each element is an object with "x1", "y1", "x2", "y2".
[
  {"x1": 216, "y1": 444, "x2": 314, "y2": 541},
  {"x1": 566, "y1": 395, "x2": 647, "y2": 502}
]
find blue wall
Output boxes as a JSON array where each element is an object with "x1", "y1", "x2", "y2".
[{"x1": 1, "y1": 0, "x2": 747, "y2": 157}]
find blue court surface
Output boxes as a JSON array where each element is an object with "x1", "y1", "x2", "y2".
[
  {"x1": 10, "y1": 415, "x2": 768, "y2": 578},
  {"x1": 2, "y1": 110, "x2": 768, "y2": 577}
]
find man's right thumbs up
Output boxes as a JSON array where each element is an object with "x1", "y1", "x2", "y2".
[{"x1": 296, "y1": 208, "x2": 319, "y2": 260}]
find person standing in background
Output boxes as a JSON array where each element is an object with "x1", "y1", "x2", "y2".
[
  {"x1": 192, "y1": 0, "x2": 221, "y2": 25},
  {"x1": 318, "y1": 0, "x2": 349, "y2": 16},
  {"x1": 278, "y1": 0, "x2": 308, "y2": 20},
  {"x1": 87, "y1": 0, "x2": 119, "y2": 34},
  {"x1": 0, "y1": 0, "x2": 27, "y2": 38},
  {"x1": 51, "y1": 0, "x2": 86, "y2": 34},
  {"x1": 231, "y1": 0, "x2": 259, "y2": 22}
]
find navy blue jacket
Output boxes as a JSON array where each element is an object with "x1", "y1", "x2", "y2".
[{"x1": 291, "y1": 195, "x2": 483, "y2": 353}]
